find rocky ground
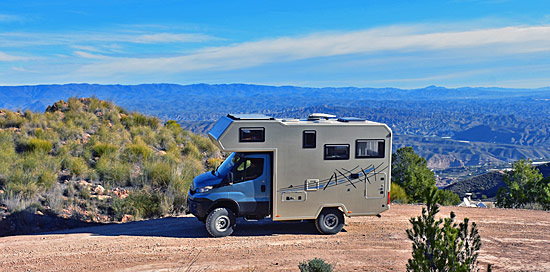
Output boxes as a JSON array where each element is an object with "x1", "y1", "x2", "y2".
[{"x1": 0, "y1": 204, "x2": 549, "y2": 271}]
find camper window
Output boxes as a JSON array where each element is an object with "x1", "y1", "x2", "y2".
[
  {"x1": 233, "y1": 158, "x2": 264, "y2": 182},
  {"x1": 303, "y1": 130, "x2": 316, "y2": 148},
  {"x1": 356, "y1": 139, "x2": 385, "y2": 158},
  {"x1": 324, "y1": 144, "x2": 350, "y2": 160},
  {"x1": 239, "y1": 127, "x2": 265, "y2": 142}
]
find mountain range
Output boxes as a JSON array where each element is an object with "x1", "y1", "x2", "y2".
[{"x1": 2, "y1": 83, "x2": 550, "y2": 173}]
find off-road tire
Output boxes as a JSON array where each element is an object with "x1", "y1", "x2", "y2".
[
  {"x1": 205, "y1": 207, "x2": 236, "y2": 237},
  {"x1": 315, "y1": 208, "x2": 344, "y2": 234}
]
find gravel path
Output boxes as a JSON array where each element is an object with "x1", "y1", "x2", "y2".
[{"x1": 1, "y1": 204, "x2": 549, "y2": 271}]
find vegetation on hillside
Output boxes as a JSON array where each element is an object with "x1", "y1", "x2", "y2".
[
  {"x1": 496, "y1": 159, "x2": 550, "y2": 210},
  {"x1": 0, "y1": 98, "x2": 220, "y2": 224},
  {"x1": 391, "y1": 147, "x2": 460, "y2": 206}
]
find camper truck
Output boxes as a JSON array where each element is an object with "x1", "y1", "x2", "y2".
[{"x1": 187, "y1": 113, "x2": 392, "y2": 237}]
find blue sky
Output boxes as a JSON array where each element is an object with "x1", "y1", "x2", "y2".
[{"x1": 1, "y1": 0, "x2": 550, "y2": 88}]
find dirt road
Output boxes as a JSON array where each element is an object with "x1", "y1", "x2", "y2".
[{"x1": 1, "y1": 204, "x2": 549, "y2": 271}]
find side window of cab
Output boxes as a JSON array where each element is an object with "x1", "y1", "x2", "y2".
[{"x1": 232, "y1": 158, "x2": 264, "y2": 183}]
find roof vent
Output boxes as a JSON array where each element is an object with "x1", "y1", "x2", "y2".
[{"x1": 308, "y1": 113, "x2": 336, "y2": 120}]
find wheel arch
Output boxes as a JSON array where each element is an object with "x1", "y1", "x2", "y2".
[
  {"x1": 208, "y1": 199, "x2": 240, "y2": 216},
  {"x1": 314, "y1": 204, "x2": 348, "y2": 218}
]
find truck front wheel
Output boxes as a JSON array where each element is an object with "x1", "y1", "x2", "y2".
[
  {"x1": 315, "y1": 208, "x2": 344, "y2": 234},
  {"x1": 205, "y1": 207, "x2": 236, "y2": 237}
]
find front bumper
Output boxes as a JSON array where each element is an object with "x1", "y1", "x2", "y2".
[{"x1": 186, "y1": 196, "x2": 214, "y2": 220}]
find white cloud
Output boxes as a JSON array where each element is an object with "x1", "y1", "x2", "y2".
[
  {"x1": 74, "y1": 25, "x2": 550, "y2": 76},
  {"x1": 73, "y1": 51, "x2": 110, "y2": 59},
  {"x1": 0, "y1": 51, "x2": 29, "y2": 61}
]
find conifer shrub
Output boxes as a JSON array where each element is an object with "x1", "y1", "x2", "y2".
[{"x1": 407, "y1": 187, "x2": 481, "y2": 272}]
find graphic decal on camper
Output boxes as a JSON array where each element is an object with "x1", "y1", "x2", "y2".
[{"x1": 278, "y1": 162, "x2": 388, "y2": 192}]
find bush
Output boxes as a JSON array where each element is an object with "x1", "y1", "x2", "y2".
[
  {"x1": 92, "y1": 142, "x2": 118, "y2": 157},
  {"x1": 125, "y1": 140, "x2": 152, "y2": 161},
  {"x1": 62, "y1": 156, "x2": 89, "y2": 178},
  {"x1": 145, "y1": 161, "x2": 173, "y2": 188},
  {"x1": 407, "y1": 187, "x2": 481, "y2": 272},
  {"x1": 437, "y1": 189, "x2": 461, "y2": 206},
  {"x1": 298, "y1": 258, "x2": 333, "y2": 272},
  {"x1": 111, "y1": 190, "x2": 163, "y2": 220},
  {"x1": 390, "y1": 182, "x2": 409, "y2": 203},
  {"x1": 22, "y1": 138, "x2": 53, "y2": 153},
  {"x1": 95, "y1": 157, "x2": 131, "y2": 187}
]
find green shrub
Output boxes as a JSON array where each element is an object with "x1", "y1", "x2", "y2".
[
  {"x1": 95, "y1": 157, "x2": 131, "y2": 187},
  {"x1": 390, "y1": 182, "x2": 408, "y2": 204},
  {"x1": 0, "y1": 111, "x2": 25, "y2": 128},
  {"x1": 145, "y1": 161, "x2": 173, "y2": 188},
  {"x1": 22, "y1": 137, "x2": 53, "y2": 153},
  {"x1": 111, "y1": 190, "x2": 163, "y2": 220},
  {"x1": 62, "y1": 156, "x2": 89, "y2": 178},
  {"x1": 407, "y1": 187, "x2": 481, "y2": 272},
  {"x1": 125, "y1": 141, "x2": 152, "y2": 161},
  {"x1": 92, "y1": 142, "x2": 118, "y2": 157},
  {"x1": 437, "y1": 189, "x2": 461, "y2": 206},
  {"x1": 298, "y1": 258, "x2": 333, "y2": 272},
  {"x1": 37, "y1": 170, "x2": 57, "y2": 190},
  {"x1": 183, "y1": 142, "x2": 201, "y2": 160}
]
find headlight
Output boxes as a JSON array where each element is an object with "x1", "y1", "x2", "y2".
[{"x1": 196, "y1": 186, "x2": 213, "y2": 193}]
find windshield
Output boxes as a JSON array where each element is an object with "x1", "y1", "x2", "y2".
[{"x1": 215, "y1": 152, "x2": 241, "y2": 177}]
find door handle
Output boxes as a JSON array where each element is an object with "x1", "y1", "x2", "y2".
[{"x1": 261, "y1": 185, "x2": 266, "y2": 192}]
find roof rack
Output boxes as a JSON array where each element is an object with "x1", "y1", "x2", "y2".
[{"x1": 227, "y1": 114, "x2": 275, "y2": 120}]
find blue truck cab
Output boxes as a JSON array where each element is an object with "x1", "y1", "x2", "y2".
[{"x1": 187, "y1": 152, "x2": 272, "y2": 236}]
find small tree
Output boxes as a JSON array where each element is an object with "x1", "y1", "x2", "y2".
[
  {"x1": 497, "y1": 159, "x2": 544, "y2": 209},
  {"x1": 392, "y1": 147, "x2": 437, "y2": 202},
  {"x1": 407, "y1": 187, "x2": 481, "y2": 272}
]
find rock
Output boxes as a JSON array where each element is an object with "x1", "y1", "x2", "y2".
[
  {"x1": 93, "y1": 185, "x2": 105, "y2": 195},
  {"x1": 121, "y1": 214, "x2": 134, "y2": 223}
]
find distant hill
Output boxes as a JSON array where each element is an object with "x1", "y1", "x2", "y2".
[
  {"x1": 1, "y1": 83, "x2": 550, "y2": 169},
  {"x1": 444, "y1": 171, "x2": 506, "y2": 201},
  {"x1": 444, "y1": 163, "x2": 550, "y2": 201}
]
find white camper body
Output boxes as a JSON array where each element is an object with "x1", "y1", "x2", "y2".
[{"x1": 187, "y1": 113, "x2": 392, "y2": 236}]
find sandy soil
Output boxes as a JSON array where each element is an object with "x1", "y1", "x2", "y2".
[{"x1": 0, "y1": 204, "x2": 549, "y2": 272}]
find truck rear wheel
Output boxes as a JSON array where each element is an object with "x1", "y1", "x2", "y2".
[
  {"x1": 205, "y1": 207, "x2": 236, "y2": 237},
  {"x1": 315, "y1": 208, "x2": 344, "y2": 234}
]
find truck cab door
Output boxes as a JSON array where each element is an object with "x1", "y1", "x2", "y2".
[{"x1": 228, "y1": 153, "x2": 271, "y2": 217}]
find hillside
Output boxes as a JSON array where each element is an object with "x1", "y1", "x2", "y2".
[
  {"x1": 2, "y1": 83, "x2": 549, "y2": 170},
  {"x1": 0, "y1": 98, "x2": 220, "y2": 236}
]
